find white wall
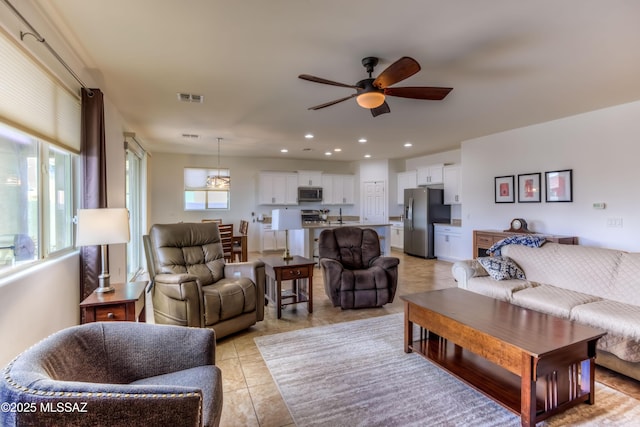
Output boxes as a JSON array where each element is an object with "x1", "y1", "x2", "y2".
[
  {"x1": 460, "y1": 100, "x2": 640, "y2": 254},
  {"x1": 0, "y1": 253, "x2": 79, "y2": 366}
]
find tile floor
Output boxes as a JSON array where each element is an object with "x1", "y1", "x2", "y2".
[{"x1": 208, "y1": 250, "x2": 640, "y2": 426}]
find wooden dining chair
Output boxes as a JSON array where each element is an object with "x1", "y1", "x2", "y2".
[
  {"x1": 217, "y1": 223, "x2": 234, "y2": 263},
  {"x1": 233, "y1": 220, "x2": 249, "y2": 262}
]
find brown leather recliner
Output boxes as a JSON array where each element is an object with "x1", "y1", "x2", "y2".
[
  {"x1": 147, "y1": 222, "x2": 265, "y2": 339},
  {"x1": 318, "y1": 227, "x2": 399, "y2": 309}
]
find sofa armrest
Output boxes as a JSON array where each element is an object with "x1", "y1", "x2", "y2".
[
  {"x1": 152, "y1": 274, "x2": 203, "y2": 327},
  {"x1": 370, "y1": 256, "x2": 400, "y2": 270},
  {"x1": 224, "y1": 261, "x2": 266, "y2": 320},
  {"x1": 451, "y1": 259, "x2": 489, "y2": 289}
]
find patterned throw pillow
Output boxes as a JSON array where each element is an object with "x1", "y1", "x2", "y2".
[{"x1": 477, "y1": 256, "x2": 526, "y2": 281}]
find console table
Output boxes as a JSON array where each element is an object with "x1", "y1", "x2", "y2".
[{"x1": 473, "y1": 230, "x2": 577, "y2": 258}]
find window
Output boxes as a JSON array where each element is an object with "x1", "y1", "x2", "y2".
[
  {"x1": 184, "y1": 167, "x2": 230, "y2": 210},
  {"x1": 0, "y1": 122, "x2": 75, "y2": 274},
  {"x1": 125, "y1": 140, "x2": 147, "y2": 280}
]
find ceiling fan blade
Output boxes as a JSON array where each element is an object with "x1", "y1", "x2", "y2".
[
  {"x1": 384, "y1": 86, "x2": 453, "y2": 100},
  {"x1": 373, "y1": 57, "x2": 421, "y2": 89},
  {"x1": 308, "y1": 94, "x2": 357, "y2": 110},
  {"x1": 298, "y1": 74, "x2": 359, "y2": 89},
  {"x1": 370, "y1": 101, "x2": 390, "y2": 117}
]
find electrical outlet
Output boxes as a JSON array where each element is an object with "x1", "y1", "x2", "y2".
[{"x1": 592, "y1": 202, "x2": 606, "y2": 209}]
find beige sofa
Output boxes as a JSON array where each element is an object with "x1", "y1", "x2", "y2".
[{"x1": 452, "y1": 242, "x2": 640, "y2": 381}]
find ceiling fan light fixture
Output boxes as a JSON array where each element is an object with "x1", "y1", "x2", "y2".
[{"x1": 356, "y1": 91, "x2": 385, "y2": 109}]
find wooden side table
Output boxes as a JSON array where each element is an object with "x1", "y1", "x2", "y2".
[
  {"x1": 259, "y1": 255, "x2": 314, "y2": 319},
  {"x1": 80, "y1": 281, "x2": 147, "y2": 323}
]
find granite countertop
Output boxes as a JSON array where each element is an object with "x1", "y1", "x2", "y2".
[{"x1": 302, "y1": 222, "x2": 392, "y2": 229}]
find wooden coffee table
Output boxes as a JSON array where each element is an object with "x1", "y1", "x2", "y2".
[{"x1": 401, "y1": 288, "x2": 606, "y2": 427}]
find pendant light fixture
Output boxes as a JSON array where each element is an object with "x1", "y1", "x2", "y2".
[{"x1": 206, "y1": 137, "x2": 230, "y2": 189}]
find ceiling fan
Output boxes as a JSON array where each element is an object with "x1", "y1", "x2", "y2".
[{"x1": 299, "y1": 56, "x2": 453, "y2": 117}]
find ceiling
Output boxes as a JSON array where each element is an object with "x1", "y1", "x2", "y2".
[{"x1": 33, "y1": 0, "x2": 640, "y2": 161}]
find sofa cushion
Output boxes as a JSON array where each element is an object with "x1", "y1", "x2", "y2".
[
  {"x1": 571, "y1": 300, "x2": 640, "y2": 341},
  {"x1": 477, "y1": 256, "x2": 525, "y2": 281},
  {"x1": 502, "y1": 243, "x2": 623, "y2": 299},
  {"x1": 202, "y1": 278, "x2": 257, "y2": 325},
  {"x1": 510, "y1": 284, "x2": 601, "y2": 318},
  {"x1": 466, "y1": 276, "x2": 532, "y2": 302}
]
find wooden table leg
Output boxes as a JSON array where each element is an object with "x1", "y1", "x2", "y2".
[
  {"x1": 404, "y1": 302, "x2": 412, "y2": 353},
  {"x1": 307, "y1": 276, "x2": 313, "y2": 314},
  {"x1": 520, "y1": 353, "x2": 536, "y2": 427},
  {"x1": 276, "y1": 277, "x2": 282, "y2": 319}
]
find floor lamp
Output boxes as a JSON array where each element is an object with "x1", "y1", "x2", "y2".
[
  {"x1": 76, "y1": 208, "x2": 130, "y2": 293},
  {"x1": 271, "y1": 209, "x2": 302, "y2": 261}
]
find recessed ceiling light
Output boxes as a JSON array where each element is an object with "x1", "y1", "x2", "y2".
[
  {"x1": 364, "y1": 154, "x2": 371, "y2": 158},
  {"x1": 305, "y1": 133, "x2": 314, "y2": 139},
  {"x1": 358, "y1": 138, "x2": 367, "y2": 143},
  {"x1": 324, "y1": 152, "x2": 332, "y2": 156},
  {"x1": 404, "y1": 142, "x2": 413, "y2": 147},
  {"x1": 280, "y1": 149, "x2": 289, "y2": 153},
  {"x1": 334, "y1": 148, "x2": 342, "y2": 152}
]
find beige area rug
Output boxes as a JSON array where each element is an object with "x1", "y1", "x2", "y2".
[{"x1": 255, "y1": 313, "x2": 640, "y2": 426}]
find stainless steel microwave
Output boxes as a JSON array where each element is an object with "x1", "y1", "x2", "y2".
[{"x1": 298, "y1": 187, "x2": 323, "y2": 202}]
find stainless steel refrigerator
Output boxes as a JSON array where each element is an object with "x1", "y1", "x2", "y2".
[{"x1": 404, "y1": 188, "x2": 451, "y2": 258}]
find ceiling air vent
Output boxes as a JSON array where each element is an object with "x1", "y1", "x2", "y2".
[
  {"x1": 181, "y1": 133, "x2": 199, "y2": 139},
  {"x1": 177, "y1": 93, "x2": 204, "y2": 103}
]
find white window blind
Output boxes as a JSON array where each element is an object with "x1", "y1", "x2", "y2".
[{"x1": 0, "y1": 28, "x2": 81, "y2": 153}]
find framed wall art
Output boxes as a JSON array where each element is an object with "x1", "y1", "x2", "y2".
[
  {"x1": 517, "y1": 172, "x2": 541, "y2": 203},
  {"x1": 494, "y1": 175, "x2": 515, "y2": 203},
  {"x1": 545, "y1": 169, "x2": 573, "y2": 202}
]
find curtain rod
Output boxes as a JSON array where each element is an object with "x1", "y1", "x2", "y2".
[{"x1": 2, "y1": 0, "x2": 94, "y2": 97}]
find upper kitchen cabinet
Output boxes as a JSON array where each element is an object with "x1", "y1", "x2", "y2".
[
  {"x1": 397, "y1": 170, "x2": 417, "y2": 204},
  {"x1": 322, "y1": 174, "x2": 355, "y2": 204},
  {"x1": 443, "y1": 165, "x2": 462, "y2": 205},
  {"x1": 297, "y1": 170, "x2": 323, "y2": 187},
  {"x1": 416, "y1": 164, "x2": 444, "y2": 186},
  {"x1": 258, "y1": 171, "x2": 298, "y2": 205}
]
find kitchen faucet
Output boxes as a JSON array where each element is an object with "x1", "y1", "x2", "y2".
[{"x1": 338, "y1": 208, "x2": 343, "y2": 225}]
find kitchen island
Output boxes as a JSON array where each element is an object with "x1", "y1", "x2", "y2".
[{"x1": 288, "y1": 222, "x2": 392, "y2": 262}]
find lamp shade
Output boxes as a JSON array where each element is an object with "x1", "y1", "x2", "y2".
[
  {"x1": 271, "y1": 209, "x2": 302, "y2": 231},
  {"x1": 76, "y1": 208, "x2": 130, "y2": 246},
  {"x1": 356, "y1": 92, "x2": 385, "y2": 109}
]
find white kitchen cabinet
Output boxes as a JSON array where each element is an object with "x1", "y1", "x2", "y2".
[
  {"x1": 258, "y1": 172, "x2": 298, "y2": 205},
  {"x1": 434, "y1": 224, "x2": 464, "y2": 262},
  {"x1": 416, "y1": 164, "x2": 444, "y2": 186},
  {"x1": 322, "y1": 174, "x2": 355, "y2": 204},
  {"x1": 443, "y1": 165, "x2": 462, "y2": 205},
  {"x1": 297, "y1": 170, "x2": 323, "y2": 187},
  {"x1": 260, "y1": 224, "x2": 287, "y2": 252},
  {"x1": 397, "y1": 170, "x2": 417, "y2": 204},
  {"x1": 390, "y1": 225, "x2": 404, "y2": 250}
]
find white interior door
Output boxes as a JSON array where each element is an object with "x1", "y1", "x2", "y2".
[{"x1": 362, "y1": 181, "x2": 386, "y2": 223}]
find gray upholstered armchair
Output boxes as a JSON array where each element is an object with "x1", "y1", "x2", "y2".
[
  {"x1": 318, "y1": 227, "x2": 400, "y2": 309},
  {"x1": 147, "y1": 222, "x2": 265, "y2": 339},
  {"x1": 0, "y1": 322, "x2": 222, "y2": 427}
]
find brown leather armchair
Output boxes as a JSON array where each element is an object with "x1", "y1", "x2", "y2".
[
  {"x1": 318, "y1": 227, "x2": 399, "y2": 309},
  {"x1": 147, "y1": 222, "x2": 265, "y2": 339}
]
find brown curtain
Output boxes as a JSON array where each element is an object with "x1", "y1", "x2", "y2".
[{"x1": 79, "y1": 88, "x2": 107, "y2": 301}]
